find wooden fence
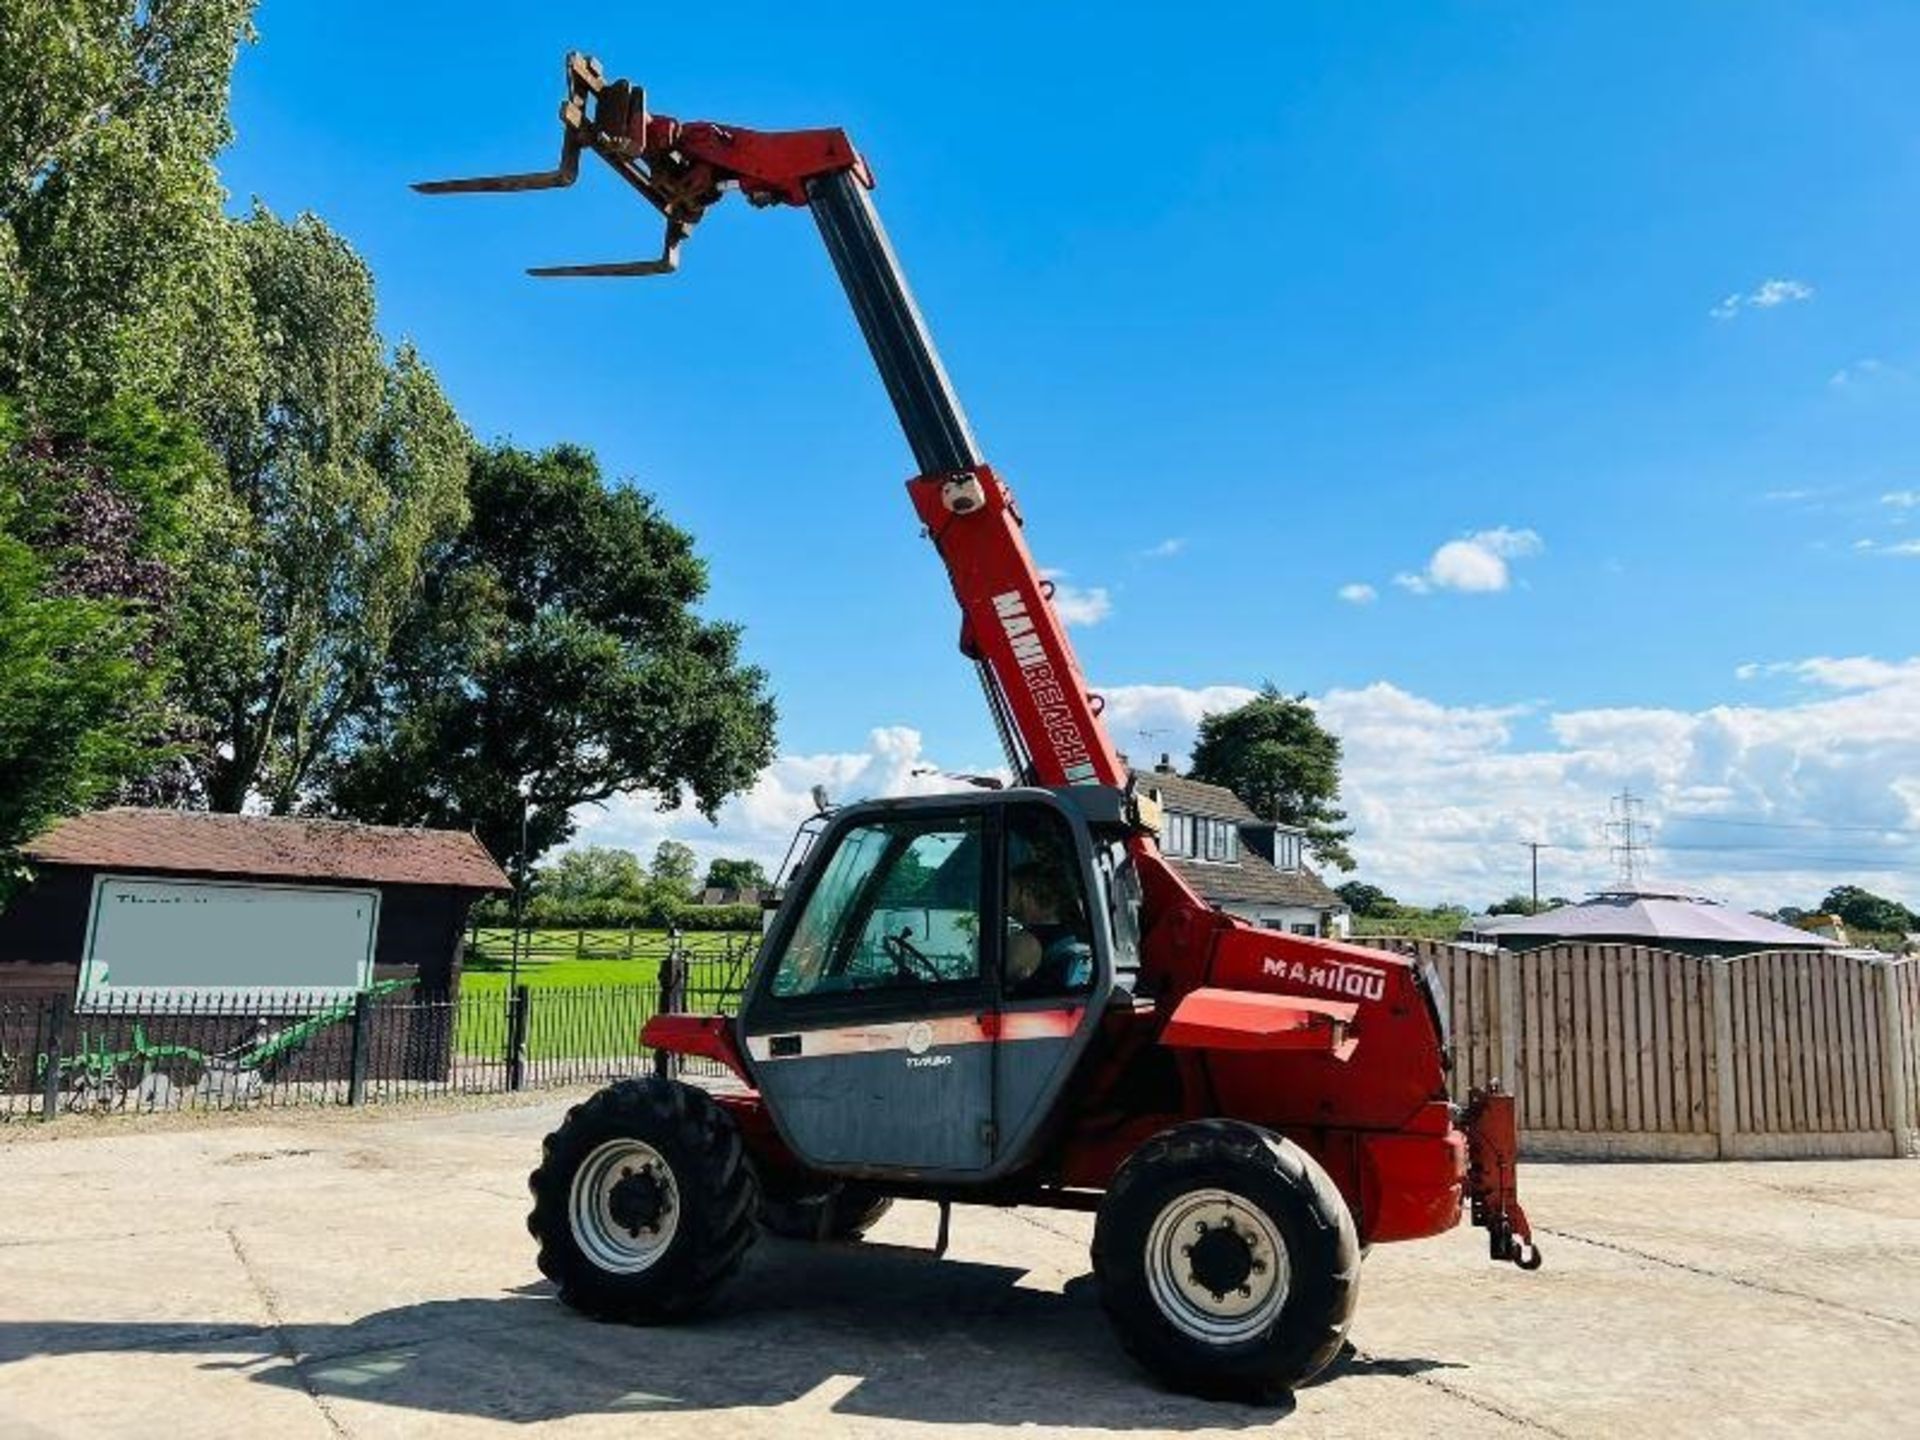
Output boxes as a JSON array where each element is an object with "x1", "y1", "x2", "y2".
[{"x1": 1357, "y1": 940, "x2": 1919, "y2": 1160}]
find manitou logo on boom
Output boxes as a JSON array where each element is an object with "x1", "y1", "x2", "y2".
[
  {"x1": 1262, "y1": 956, "x2": 1388, "y2": 1003},
  {"x1": 991, "y1": 591, "x2": 1098, "y2": 783}
]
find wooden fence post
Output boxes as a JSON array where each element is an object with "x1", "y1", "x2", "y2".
[
  {"x1": 1495, "y1": 949, "x2": 1521, "y2": 1098},
  {"x1": 39, "y1": 994, "x2": 67, "y2": 1121},
  {"x1": 1880, "y1": 962, "x2": 1914, "y2": 1158},
  {"x1": 347, "y1": 990, "x2": 372, "y2": 1106},
  {"x1": 1711, "y1": 960, "x2": 1738, "y2": 1158}
]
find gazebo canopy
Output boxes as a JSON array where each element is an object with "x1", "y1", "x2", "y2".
[{"x1": 1473, "y1": 886, "x2": 1839, "y2": 955}]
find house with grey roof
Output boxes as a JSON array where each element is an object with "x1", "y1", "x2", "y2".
[{"x1": 1131, "y1": 760, "x2": 1349, "y2": 938}]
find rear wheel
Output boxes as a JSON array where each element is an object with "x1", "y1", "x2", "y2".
[
  {"x1": 1093, "y1": 1121, "x2": 1359, "y2": 1401},
  {"x1": 757, "y1": 1184, "x2": 894, "y2": 1242},
  {"x1": 528, "y1": 1077, "x2": 756, "y2": 1321}
]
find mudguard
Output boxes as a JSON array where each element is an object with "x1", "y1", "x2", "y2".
[{"x1": 1158, "y1": 987, "x2": 1358, "y2": 1059}]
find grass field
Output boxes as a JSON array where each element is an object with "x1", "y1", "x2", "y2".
[
  {"x1": 452, "y1": 929, "x2": 754, "y2": 1061},
  {"x1": 460, "y1": 928, "x2": 754, "y2": 997}
]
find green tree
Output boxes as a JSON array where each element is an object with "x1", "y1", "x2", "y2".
[
  {"x1": 1, "y1": 0, "x2": 260, "y2": 418},
  {"x1": 196, "y1": 208, "x2": 469, "y2": 813},
  {"x1": 318, "y1": 442, "x2": 776, "y2": 866},
  {"x1": 0, "y1": 397, "x2": 220, "y2": 870},
  {"x1": 0, "y1": 487, "x2": 147, "y2": 875},
  {"x1": 1189, "y1": 685, "x2": 1355, "y2": 871},
  {"x1": 537, "y1": 846, "x2": 649, "y2": 905},
  {"x1": 1335, "y1": 881, "x2": 1392, "y2": 916},
  {"x1": 1818, "y1": 885, "x2": 1917, "y2": 935},
  {"x1": 650, "y1": 840, "x2": 699, "y2": 897},
  {"x1": 704, "y1": 857, "x2": 768, "y2": 893}
]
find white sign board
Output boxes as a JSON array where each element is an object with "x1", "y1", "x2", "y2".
[{"x1": 80, "y1": 877, "x2": 380, "y2": 1010}]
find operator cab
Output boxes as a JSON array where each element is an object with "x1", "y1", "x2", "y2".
[{"x1": 738, "y1": 786, "x2": 1145, "y2": 1182}]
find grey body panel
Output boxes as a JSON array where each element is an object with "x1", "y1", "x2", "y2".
[{"x1": 761, "y1": 1044, "x2": 992, "y2": 1173}]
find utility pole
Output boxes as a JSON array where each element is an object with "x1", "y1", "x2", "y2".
[{"x1": 1518, "y1": 840, "x2": 1556, "y2": 913}]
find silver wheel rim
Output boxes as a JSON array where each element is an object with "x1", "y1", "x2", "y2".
[
  {"x1": 568, "y1": 1138, "x2": 681, "y2": 1274},
  {"x1": 1144, "y1": 1188, "x2": 1290, "y2": 1344}
]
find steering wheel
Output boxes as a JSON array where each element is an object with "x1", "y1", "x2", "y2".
[{"x1": 883, "y1": 928, "x2": 943, "y2": 983}]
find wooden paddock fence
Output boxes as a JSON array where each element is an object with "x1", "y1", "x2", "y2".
[{"x1": 1356, "y1": 939, "x2": 1919, "y2": 1161}]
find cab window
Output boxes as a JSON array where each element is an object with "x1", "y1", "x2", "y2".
[
  {"x1": 1003, "y1": 807, "x2": 1096, "y2": 1000},
  {"x1": 771, "y1": 816, "x2": 983, "y2": 999}
]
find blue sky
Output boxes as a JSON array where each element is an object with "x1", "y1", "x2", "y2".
[{"x1": 219, "y1": 3, "x2": 1920, "y2": 906}]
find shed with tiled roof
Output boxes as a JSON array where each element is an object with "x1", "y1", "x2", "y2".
[{"x1": 1, "y1": 808, "x2": 507, "y2": 999}]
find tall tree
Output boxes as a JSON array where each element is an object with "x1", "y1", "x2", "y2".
[
  {"x1": 196, "y1": 208, "x2": 469, "y2": 812},
  {"x1": 649, "y1": 840, "x2": 699, "y2": 897},
  {"x1": 1, "y1": 0, "x2": 260, "y2": 419},
  {"x1": 1189, "y1": 684, "x2": 1356, "y2": 871},
  {"x1": 318, "y1": 442, "x2": 777, "y2": 866}
]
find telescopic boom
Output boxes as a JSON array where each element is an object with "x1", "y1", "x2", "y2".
[{"x1": 417, "y1": 52, "x2": 1129, "y2": 811}]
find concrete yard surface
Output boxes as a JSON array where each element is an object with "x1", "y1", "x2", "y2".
[{"x1": 2, "y1": 1097, "x2": 1916, "y2": 1439}]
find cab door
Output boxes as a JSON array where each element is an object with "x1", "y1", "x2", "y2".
[
  {"x1": 991, "y1": 801, "x2": 1113, "y2": 1168},
  {"x1": 739, "y1": 809, "x2": 997, "y2": 1176}
]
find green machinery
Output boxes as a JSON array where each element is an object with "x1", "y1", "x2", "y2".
[{"x1": 36, "y1": 979, "x2": 411, "y2": 1111}]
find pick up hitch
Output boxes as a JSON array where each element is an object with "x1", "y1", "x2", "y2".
[{"x1": 1462, "y1": 1081, "x2": 1543, "y2": 1271}]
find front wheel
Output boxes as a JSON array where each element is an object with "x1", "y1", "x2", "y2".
[
  {"x1": 1092, "y1": 1121, "x2": 1359, "y2": 1401},
  {"x1": 528, "y1": 1077, "x2": 757, "y2": 1322}
]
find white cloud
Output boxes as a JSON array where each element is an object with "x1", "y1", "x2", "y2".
[
  {"x1": 1105, "y1": 659, "x2": 1920, "y2": 910},
  {"x1": 1830, "y1": 358, "x2": 1889, "y2": 388},
  {"x1": 573, "y1": 727, "x2": 1003, "y2": 877},
  {"x1": 1711, "y1": 277, "x2": 1814, "y2": 320},
  {"x1": 1337, "y1": 582, "x2": 1377, "y2": 605},
  {"x1": 571, "y1": 655, "x2": 1920, "y2": 916},
  {"x1": 1751, "y1": 278, "x2": 1815, "y2": 308},
  {"x1": 1396, "y1": 526, "x2": 1542, "y2": 595},
  {"x1": 1141, "y1": 537, "x2": 1187, "y2": 559},
  {"x1": 1039, "y1": 569, "x2": 1112, "y2": 627},
  {"x1": 1883, "y1": 491, "x2": 1920, "y2": 509}
]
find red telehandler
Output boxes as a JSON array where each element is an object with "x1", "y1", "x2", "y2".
[{"x1": 420, "y1": 54, "x2": 1538, "y2": 1400}]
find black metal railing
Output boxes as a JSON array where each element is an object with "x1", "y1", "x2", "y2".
[{"x1": 1, "y1": 959, "x2": 751, "y2": 1121}]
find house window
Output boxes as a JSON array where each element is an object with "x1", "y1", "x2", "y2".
[
  {"x1": 1275, "y1": 832, "x2": 1300, "y2": 871},
  {"x1": 1163, "y1": 812, "x2": 1194, "y2": 858},
  {"x1": 1201, "y1": 819, "x2": 1238, "y2": 863},
  {"x1": 1291, "y1": 922, "x2": 1318, "y2": 937}
]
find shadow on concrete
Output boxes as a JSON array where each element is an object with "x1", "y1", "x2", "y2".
[
  {"x1": 1322, "y1": 1347, "x2": 1467, "y2": 1381},
  {"x1": 0, "y1": 1239, "x2": 1489, "y2": 1428}
]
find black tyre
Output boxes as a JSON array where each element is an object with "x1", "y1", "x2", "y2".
[
  {"x1": 1092, "y1": 1120, "x2": 1360, "y2": 1401},
  {"x1": 528, "y1": 1077, "x2": 757, "y2": 1321},
  {"x1": 757, "y1": 1184, "x2": 894, "y2": 1242}
]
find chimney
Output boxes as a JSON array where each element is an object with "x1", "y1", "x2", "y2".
[{"x1": 1156, "y1": 753, "x2": 1174, "y2": 774}]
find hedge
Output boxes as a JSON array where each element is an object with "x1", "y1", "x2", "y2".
[{"x1": 471, "y1": 896, "x2": 763, "y2": 932}]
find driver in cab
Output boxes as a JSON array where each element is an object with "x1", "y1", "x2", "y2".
[{"x1": 1005, "y1": 860, "x2": 1094, "y2": 998}]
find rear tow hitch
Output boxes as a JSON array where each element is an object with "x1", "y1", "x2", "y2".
[{"x1": 1461, "y1": 1081, "x2": 1542, "y2": 1271}]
